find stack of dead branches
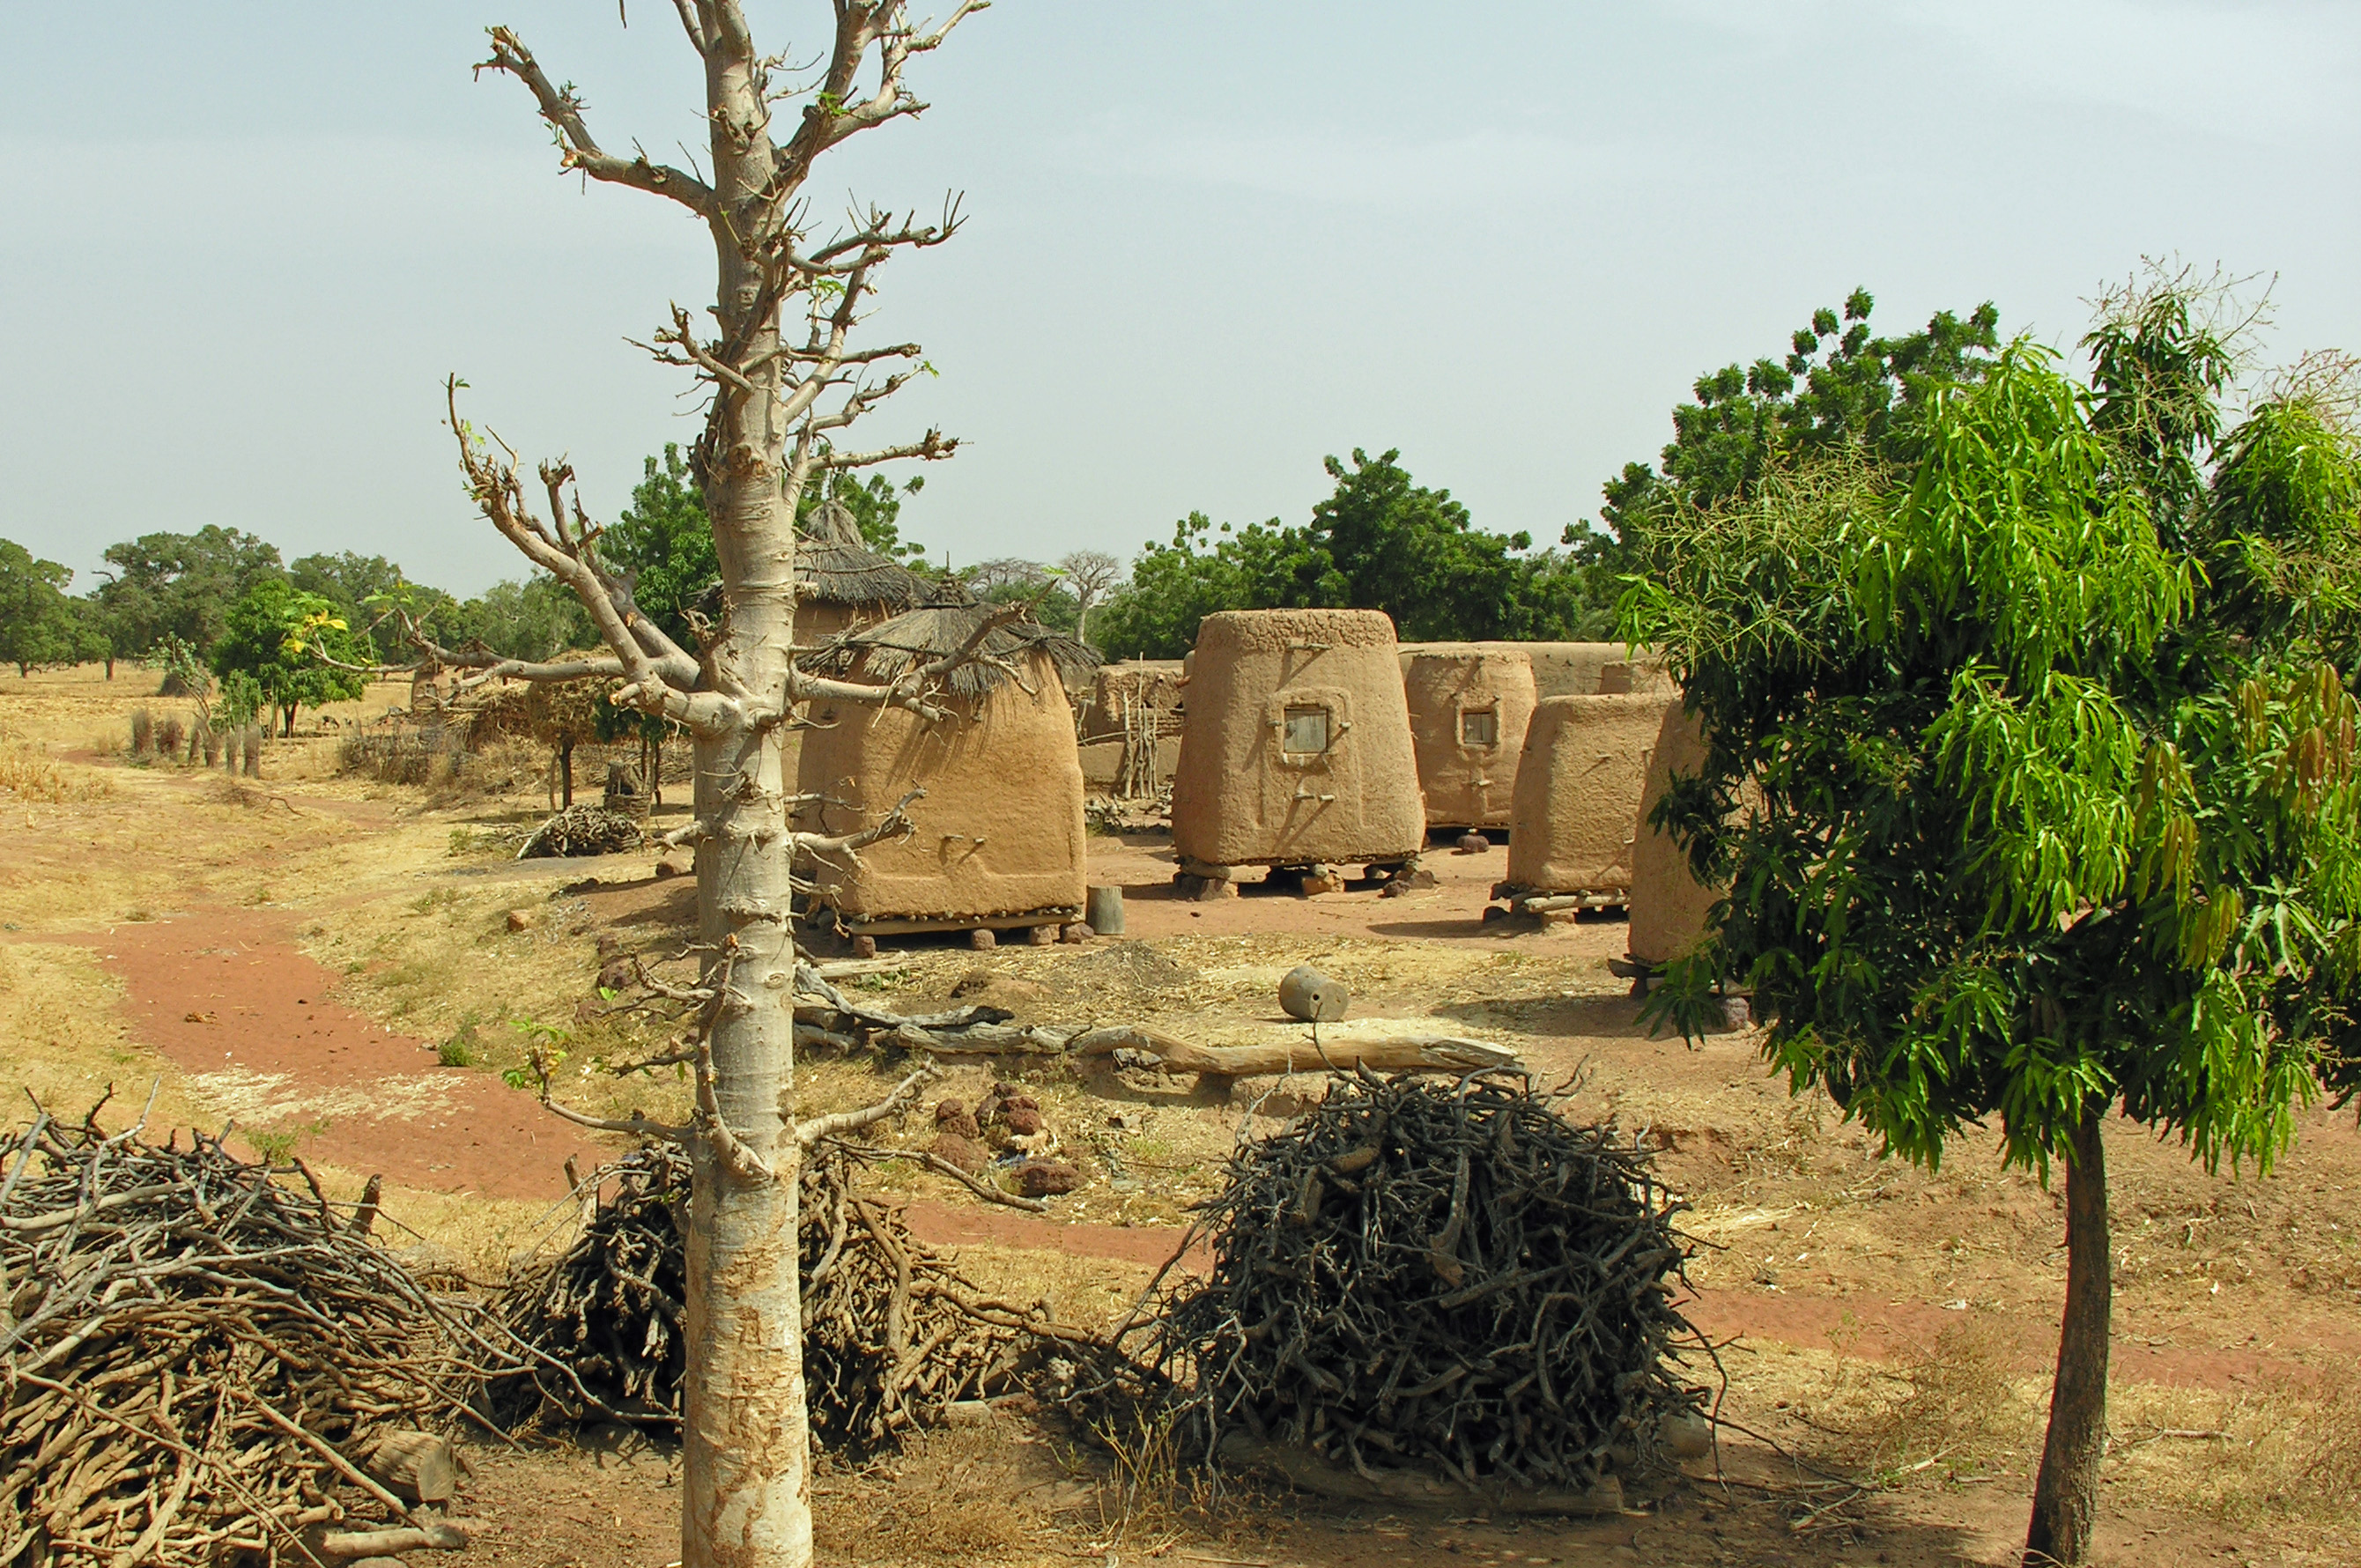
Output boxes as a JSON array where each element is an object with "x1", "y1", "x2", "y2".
[
  {"x1": 496, "y1": 1141, "x2": 1084, "y2": 1449},
  {"x1": 1084, "y1": 1070, "x2": 1706, "y2": 1499},
  {"x1": 0, "y1": 1105, "x2": 496, "y2": 1568},
  {"x1": 514, "y1": 804, "x2": 643, "y2": 859}
]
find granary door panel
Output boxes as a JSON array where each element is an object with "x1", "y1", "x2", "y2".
[{"x1": 1258, "y1": 685, "x2": 1358, "y2": 854}]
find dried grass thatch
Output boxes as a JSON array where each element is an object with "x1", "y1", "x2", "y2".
[
  {"x1": 800, "y1": 500, "x2": 937, "y2": 611},
  {"x1": 803, "y1": 603, "x2": 1099, "y2": 701}
]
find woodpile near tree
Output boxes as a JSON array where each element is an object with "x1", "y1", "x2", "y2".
[
  {"x1": 495, "y1": 1142, "x2": 1088, "y2": 1450},
  {"x1": 1076, "y1": 1071, "x2": 1706, "y2": 1512}
]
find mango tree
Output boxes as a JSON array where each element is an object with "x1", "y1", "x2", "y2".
[{"x1": 1626, "y1": 286, "x2": 2361, "y2": 1565}]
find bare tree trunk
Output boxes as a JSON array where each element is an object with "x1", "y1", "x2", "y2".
[
  {"x1": 443, "y1": 11, "x2": 984, "y2": 1566},
  {"x1": 559, "y1": 739, "x2": 575, "y2": 808},
  {"x1": 2025, "y1": 1104, "x2": 2110, "y2": 1566}
]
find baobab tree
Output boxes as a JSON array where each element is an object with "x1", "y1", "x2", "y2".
[
  {"x1": 1059, "y1": 548, "x2": 1121, "y2": 646},
  {"x1": 418, "y1": 6, "x2": 991, "y2": 1567}
]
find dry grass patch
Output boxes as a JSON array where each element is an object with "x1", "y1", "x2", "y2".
[
  {"x1": 0, "y1": 942, "x2": 217, "y2": 1131},
  {"x1": 2110, "y1": 1370, "x2": 2361, "y2": 1533}
]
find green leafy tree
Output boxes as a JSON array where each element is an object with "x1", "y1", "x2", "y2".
[
  {"x1": 211, "y1": 579, "x2": 368, "y2": 735},
  {"x1": 1625, "y1": 295, "x2": 2361, "y2": 1564},
  {"x1": 1092, "y1": 450, "x2": 1592, "y2": 657},
  {"x1": 1580, "y1": 289, "x2": 2004, "y2": 610},
  {"x1": 440, "y1": 575, "x2": 601, "y2": 662},
  {"x1": 1091, "y1": 512, "x2": 1281, "y2": 659},
  {"x1": 290, "y1": 551, "x2": 415, "y2": 662},
  {"x1": 92, "y1": 526, "x2": 285, "y2": 662},
  {"x1": 810, "y1": 468, "x2": 928, "y2": 563},
  {"x1": 0, "y1": 539, "x2": 93, "y2": 676}
]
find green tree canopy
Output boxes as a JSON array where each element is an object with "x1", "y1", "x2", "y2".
[
  {"x1": 0, "y1": 539, "x2": 99, "y2": 676},
  {"x1": 1092, "y1": 449, "x2": 1600, "y2": 659},
  {"x1": 210, "y1": 578, "x2": 369, "y2": 735},
  {"x1": 290, "y1": 551, "x2": 414, "y2": 662},
  {"x1": 92, "y1": 526, "x2": 285, "y2": 660},
  {"x1": 1625, "y1": 293, "x2": 2361, "y2": 1563}
]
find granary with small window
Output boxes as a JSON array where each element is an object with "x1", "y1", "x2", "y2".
[
  {"x1": 794, "y1": 603, "x2": 1097, "y2": 945},
  {"x1": 1169, "y1": 609, "x2": 1425, "y2": 891},
  {"x1": 1403, "y1": 647, "x2": 1537, "y2": 832}
]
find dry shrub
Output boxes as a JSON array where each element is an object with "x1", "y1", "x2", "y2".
[
  {"x1": 2110, "y1": 1367, "x2": 2361, "y2": 1527},
  {"x1": 128, "y1": 706, "x2": 152, "y2": 756},
  {"x1": 1808, "y1": 1316, "x2": 2034, "y2": 1481},
  {"x1": 0, "y1": 729, "x2": 110, "y2": 803},
  {"x1": 156, "y1": 714, "x2": 184, "y2": 758},
  {"x1": 840, "y1": 1424, "x2": 1033, "y2": 1562}
]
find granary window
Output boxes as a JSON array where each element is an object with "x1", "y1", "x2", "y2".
[
  {"x1": 1460, "y1": 707, "x2": 1499, "y2": 747},
  {"x1": 1282, "y1": 705, "x2": 1332, "y2": 755}
]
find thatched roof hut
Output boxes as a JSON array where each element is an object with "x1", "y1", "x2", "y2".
[
  {"x1": 796, "y1": 499, "x2": 949, "y2": 641},
  {"x1": 796, "y1": 604, "x2": 1098, "y2": 936}
]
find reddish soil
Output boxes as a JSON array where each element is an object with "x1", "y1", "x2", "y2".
[
  {"x1": 1087, "y1": 832, "x2": 1613, "y2": 948},
  {"x1": 20, "y1": 906, "x2": 610, "y2": 1198}
]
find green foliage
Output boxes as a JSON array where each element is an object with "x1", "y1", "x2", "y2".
[
  {"x1": 210, "y1": 578, "x2": 369, "y2": 733},
  {"x1": 290, "y1": 551, "x2": 414, "y2": 662},
  {"x1": 0, "y1": 538, "x2": 99, "y2": 676},
  {"x1": 1607, "y1": 289, "x2": 2003, "y2": 532},
  {"x1": 214, "y1": 671, "x2": 264, "y2": 729},
  {"x1": 1092, "y1": 450, "x2": 1597, "y2": 659},
  {"x1": 810, "y1": 468, "x2": 929, "y2": 564},
  {"x1": 143, "y1": 633, "x2": 212, "y2": 709},
  {"x1": 436, "y1": 574, "x2": 600, "y2": 662},
  {"x1": 600, "y1": 446, "x2": 930, "y2": 654},
  {"x1": 92, "y1": 526, "x2": 285, "y2": 659},
  {"x1": 1625, "y1": 302, "x2": 2361, "y2": 1180},
  {"x1": 603, "y1": 445, "x2": 716, "y2": 653}
]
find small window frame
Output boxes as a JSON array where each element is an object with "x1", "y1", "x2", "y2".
[
  {"x1": 1281, "y1": 705, "x2": 1332, "y2": 756},
  {"x1": 1459, "y1": 706, "x2": 1499, "y2": 748}
]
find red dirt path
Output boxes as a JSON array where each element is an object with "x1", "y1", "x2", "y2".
[{"x1": 22, "y1": 906, "x2": 610, "y2": 1199}]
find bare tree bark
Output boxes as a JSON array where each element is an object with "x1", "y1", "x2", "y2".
[
  {"x1": 443, "y1": 8, "x2": 987, "y2": 1568},
  {"x1": 2024, "y1": 1104, "x2": 2111, "y2": 1566}
]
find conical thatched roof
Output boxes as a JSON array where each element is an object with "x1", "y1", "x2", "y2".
[
  {"x1": 802, "y1": 602, "x2": 1099, "y2": 701},
  {"x1": 797, "y1": 499, "x2": 932, "y2": 610}
]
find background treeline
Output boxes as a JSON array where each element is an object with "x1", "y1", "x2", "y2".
[{"x1": 1, "y1": 285, "x2": 2001, "y2": 697}]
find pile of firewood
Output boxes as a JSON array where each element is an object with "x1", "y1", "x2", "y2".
[
  {"x1": 497, "y1": 1142, "x2": 1084, "y2": 1448},
  {"x1": 0, "y1": 1107, "x2": 493, "y2": 1567},
  {"x1": 514, "y1": 804, "x2": 643, "y2": 859},
  {"x1": 1099, "y1": 1071, "x2": 1705, "y2": 1500}
]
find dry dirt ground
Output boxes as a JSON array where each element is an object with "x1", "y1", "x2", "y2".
[{"x1": 6, "y1": 663, "x2": 2360, "y2": 1566}]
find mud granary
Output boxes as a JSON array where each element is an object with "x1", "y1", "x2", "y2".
[
  {"x1": 1499, "y1": 692, "x2": 1678, "y2": 907},
  {"x1": 1171, "y1": 609, "x2": 1425, "y2": 878},
  {"x1": 1402, "y1": 647, "x2": 1536, "y2": 832},
  {"x1": 796, "y1": 604, "x2": 1097, "y2": 940},
  {"x1": 1075, "y1": 659, "x2": 1185, "y2": 798}
]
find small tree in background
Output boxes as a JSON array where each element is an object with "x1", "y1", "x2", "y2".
[
  {"x1": 524, "y1": 669, "x2": 607, "y2": 808},
  {"x1": 0, "y1": 538, "x2": 95, "y2": 677},
  {"x1": 1057, "y1": 550, "x2": 1120, "y2": 647},
  {"x1": 1627, "y1": 280, "x2": 2361, "y2": 1565},
  {"x1": 211, "y1": 579, "x2": 368, "y2": 735}
]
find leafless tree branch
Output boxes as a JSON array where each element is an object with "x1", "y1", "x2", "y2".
[
  {"x1": 794, "y1": 1062, "x2": 937, "y2": 1147},
  {"x1": 478, "y1": 27, "x2": 718, "y2": 217}
]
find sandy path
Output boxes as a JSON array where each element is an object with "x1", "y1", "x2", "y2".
[{"x1": 26, "y1": 904, "x2": 612, "y2": 1199}]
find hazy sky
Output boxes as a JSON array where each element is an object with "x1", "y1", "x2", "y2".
[{"x1": 4, "y1": 2, "x2": 2357, "y2": 596}]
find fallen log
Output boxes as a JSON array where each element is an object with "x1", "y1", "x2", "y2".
[
  {"x1": 1069, "y1": 1025, "x2": 1521, "y2": 1079},
  {"x1": 315, "y1": 1523, "x2": 469, "y2": 1557}
]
